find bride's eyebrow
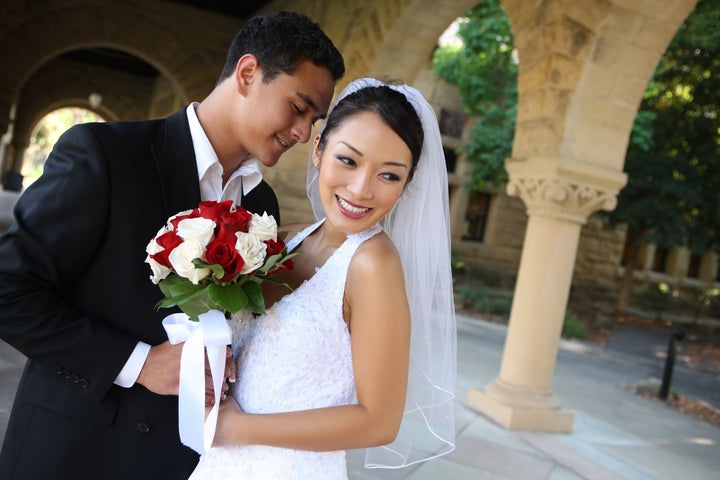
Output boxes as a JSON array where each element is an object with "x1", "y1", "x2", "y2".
[
  {"x1": 338, "y1": 141, "x2": 362, "y2": 156},
  {"x1": 337, "y1": 141, "x2": 408, "y2": 168}
]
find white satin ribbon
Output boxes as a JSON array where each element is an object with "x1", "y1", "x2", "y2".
[{"x1": 162, "y1": 310, "x2": 231, "y2": 454}]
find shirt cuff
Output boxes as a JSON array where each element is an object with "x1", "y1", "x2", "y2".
[{"x1": 114, "y1": 341, "x2": 151, "y2": 388}]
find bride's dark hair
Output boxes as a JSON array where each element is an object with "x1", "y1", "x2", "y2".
[{"x1": 316, "y1": 85, "x2": 424, "y2": 173}]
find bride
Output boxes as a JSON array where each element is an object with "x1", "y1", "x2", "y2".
[{"x1": 189, "y1": 78, "x2": 457, "y2": 479}]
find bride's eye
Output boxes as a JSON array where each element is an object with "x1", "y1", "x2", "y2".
[
  {"x1": 336, "y1": 155, "x2": 356, "y2": 167},
  {"x1": 380, "y1": 172, "x2": 402, "y2": 182}
]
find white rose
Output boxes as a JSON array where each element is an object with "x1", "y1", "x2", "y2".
[
  {"x1": 145, "y1": 226, "x2": 173, "y2": 284},
  {"x1": 146, "y1": 226, "x2": 171, "y2": 255},
  {"x1": 235, "y1": 231, "x2": 267, "y2": 274},
  {"x1": 176, "y1": 217, "x2": 215, "y2": 246},
  {"x1": 168, "y1": 240, "x2": 211, "y2": 284},
  {"x1": 167, "y1": 210, "x2": 194, "y2": 229},
  {"x1": 248, "y1": 212, "x2": 277, "y2": 242},
  {"x1": 145, "y1": 255, "x2": 171, "y2": 284}
]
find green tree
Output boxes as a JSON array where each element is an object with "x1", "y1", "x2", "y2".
[
  {"x1": 432, "y1": 0, "x2": 517, "y2": 190},
  {"x1": 609, "y1": 0, "x2": 720, "y2": 310}
]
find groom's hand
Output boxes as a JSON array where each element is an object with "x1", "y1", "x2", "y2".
[
  {"x1": 205, "y1": 346, "x2": 236, "y2": 406},
  {"x1": 136, "y1": 340, "x2": 183, "y2": 395}
]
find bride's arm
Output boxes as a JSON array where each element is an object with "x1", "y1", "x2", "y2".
[{"x1": 214, "y1": 237, "x2": 411, "y2": 451}]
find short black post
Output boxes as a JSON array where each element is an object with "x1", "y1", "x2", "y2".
[{"x1": 658, "y1": 322, "x2": 686, "y2": 401}]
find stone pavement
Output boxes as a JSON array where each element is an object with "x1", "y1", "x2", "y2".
[{"x1": 1, "y1": 315, "x2": 719, "y2": 479}]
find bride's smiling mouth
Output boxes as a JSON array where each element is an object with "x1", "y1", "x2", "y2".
[{"x1": 336, "y1": 195, "x2": 371, "y2": 219}]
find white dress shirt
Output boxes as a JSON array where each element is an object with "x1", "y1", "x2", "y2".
[{"x1": 114, "y1": 103, "x2": 263, "y2": 387}]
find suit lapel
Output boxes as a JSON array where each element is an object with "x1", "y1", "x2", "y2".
[{"x1": 151, "y1": 108, "x2": 201, "y2": 217}]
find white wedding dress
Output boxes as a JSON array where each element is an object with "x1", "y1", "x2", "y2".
[{"x1": 190, "y1": 221, "x2": 381, "y2": 480}]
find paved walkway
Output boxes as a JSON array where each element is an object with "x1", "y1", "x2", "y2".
[{"x1": 1, "y1": 315, "x2": 719, "y2": 479}]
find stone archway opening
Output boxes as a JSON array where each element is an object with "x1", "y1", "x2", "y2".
[{"x1": 20, "y1": 107, "x2": 105, "y2": 189}]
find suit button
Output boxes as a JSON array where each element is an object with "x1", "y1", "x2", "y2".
[
  {"x1": 137, "y1": 422, "x2": 151, "y2": 434},
  {"x1": 79, "y1": 379, "x2": 89, "y2": 388}
]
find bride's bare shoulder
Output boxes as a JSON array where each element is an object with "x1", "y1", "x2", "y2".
[{"x1": 349, "y1": 231, "x2": 402, "y2": 276}]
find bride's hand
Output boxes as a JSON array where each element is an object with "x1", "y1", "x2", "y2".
[
  {"x1": 204, "y1": 346, "x2": 235, "y2": 406},
  {"x1": 212, "y1": 397, "x2": 246, "y2": 447}
]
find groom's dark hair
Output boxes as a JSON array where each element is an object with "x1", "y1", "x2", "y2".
[{"x1": 217, "y1": 11, "x2": 345, "y2": 85}]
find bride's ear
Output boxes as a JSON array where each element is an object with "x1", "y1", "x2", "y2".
[{"x1": 311, "y1": 135, "x2": 322, "y2": 168}]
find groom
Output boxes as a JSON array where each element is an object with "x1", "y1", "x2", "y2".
[{"x1": 0, "y1": 11, "x2": 343, "y2": 480}]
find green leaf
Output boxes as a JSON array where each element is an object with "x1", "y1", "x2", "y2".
[
  {"x1": 242, "y1": 281, "x2": 266, "y2": 314},
  {"x1": 177, "y1": 289, "x2": 218, "y2": 321},
  {"x1": 156, "y1": 273, "x2": 186, "y2": 295},
  {"x1": 156, "y1": 277, "x2": 207, "y2": 308},
  {"x1": 208, "y1": 283, "x2": 248, "y2": 314},
  {"x1": 259, "y1": 251, "x2": 301, "y2": 274},
  {"x1": 193, "y1": 259, "x2": 226, "y2": 279},
  {"x1": 254, "y1": 276, "x2": 293, "y2": 291}
]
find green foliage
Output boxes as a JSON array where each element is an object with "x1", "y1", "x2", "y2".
[
  {"x1": 450, "y1": 247, "x2": 467, "y2": 275},
  {"x1": 455, "y1": 280, "x2": 513, "y2": 318},
  {"x1": 562, "y1": 310, "x2": 587, "y2": 339},
  {"x1": 610, "y1": 0, "x2": 720, "y2": 254},
  {"x1": 432, "y1": 0, "x2": 517, "y2": 190},
  {"x1": 156, "y1": 251, "x2": 298, "y2": 321},
  {"x1": 632, "y1": 282, "x2": 680, "y2": 313},
  {"x1": 631, "y1": 282, "x2": 720, "y2": 319}
]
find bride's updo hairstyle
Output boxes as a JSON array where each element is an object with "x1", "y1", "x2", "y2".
[{"x1": 315, "y1": 85, "x2": 424, "y2": 180}]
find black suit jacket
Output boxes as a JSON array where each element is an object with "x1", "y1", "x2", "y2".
[{"x1": 0, "y1": 109, "x2": 279, "y2": 479}]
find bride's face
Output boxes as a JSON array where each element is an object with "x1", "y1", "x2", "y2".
[{"x1": 312, "y1": 111, "x2": 413, "y2": 235}]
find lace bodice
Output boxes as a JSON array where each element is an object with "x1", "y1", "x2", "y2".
[{"x1": 190, "y1": 221, "x2": 381, "y2": 480}]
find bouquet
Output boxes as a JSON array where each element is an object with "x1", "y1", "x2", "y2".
[
  {"x1": 145, "y1": 200, "x2": 296, "y2": 321},
  {"x1": 144, "y1": 200, "x2": 296, "y2": 454}
]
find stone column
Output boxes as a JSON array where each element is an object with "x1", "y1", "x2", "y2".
[{"x1": 468, "y1": 157, "x2": 626, "y2": 431}]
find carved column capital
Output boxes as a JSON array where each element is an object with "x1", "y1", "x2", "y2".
[
  {"x1": 507, "y1": 175, "x2": 618, "y2": 223},
  {"x1": 505, "y1": 157, "x2": 627, "y2": 224}
]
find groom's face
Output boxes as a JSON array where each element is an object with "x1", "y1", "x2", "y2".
[{"x1": 241, "y1": 61, "x2": 335, "y2": 168}]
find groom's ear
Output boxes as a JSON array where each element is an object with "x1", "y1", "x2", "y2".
[{"x1": 235, "y1": 54, "x2": 259, "y2": 96}]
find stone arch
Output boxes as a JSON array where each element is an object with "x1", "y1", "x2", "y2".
[
  {"x1": 0, "y1": 3, "x2": 220, "y2": 124},
  {"x1": 503, "y1": 0, "x2": 698, "y2": 172},
  {"x1": 370, "y1": 0, "x2": 479, "y2": 82},
  {"x1": 18, "y1": 100, "x2": 107, "y2": 181},
  {"x1": 10, "y1": 55, "x2": 137, "y2": 176}
]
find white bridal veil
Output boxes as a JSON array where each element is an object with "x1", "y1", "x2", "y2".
[{"x1": 306, "y1": 78, "x2": 457, "y2": 468}]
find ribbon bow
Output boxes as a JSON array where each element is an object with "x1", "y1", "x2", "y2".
[{"x1": 162, "y1": 310, "x2": 231, "y2": 454}]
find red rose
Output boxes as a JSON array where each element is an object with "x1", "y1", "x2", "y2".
[
  {"x1": 264, "y1": 237, "x2": 286, "y2": 256},
  {"x1": 198, "y1": 200, "x2": 233, "y2": 220},
  {"x1": 206, "y1": 237, "x2": 244, "y2": 282},
  {"x1": 150, "y1": 230, "x2": 183, "y2": 268},
  {"x1": 264, "y1": 237, "x2": 292, "y2": 274},
  {"x1": 216, "y1": 209, "x2": 253, "y2": 241}
]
